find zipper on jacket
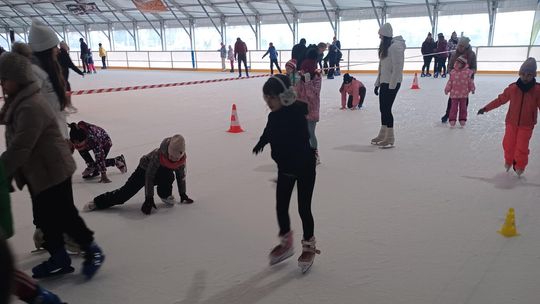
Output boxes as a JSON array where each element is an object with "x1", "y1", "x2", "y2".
[{"x1": 517, "y1": 91, "x2": 525, "y2": 127}]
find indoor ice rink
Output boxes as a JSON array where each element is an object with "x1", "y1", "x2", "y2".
[{"x1": 2, "y1": 1, "x2": 540, "y2": 304}]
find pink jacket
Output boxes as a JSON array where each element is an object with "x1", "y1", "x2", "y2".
[
  {"x1": 444, "y1": 64, "x2": 475, "y2": 99},
  {"x1": 295, "y1": 74, "x2": 322, "y2": 122},
  {"x1": 340, "y1": 79, "x2": 364, "y2": 108},
  {"x1": 484, "y1": 83, "x2": 540, "y2": 127}
]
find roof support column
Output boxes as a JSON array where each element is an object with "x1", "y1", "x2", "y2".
[
  {"x1": 321, "y1": 0, "x2": 337, "y2": 37},
  {"x1": 196, "y1": 0, "x2": 222, "y2": 38},
  {"x1": 487, "y1": 0, "x2": 498, "y2": 46},
  {"x1": 370, "y1": 0, "x2": 381, "y2": 27}
]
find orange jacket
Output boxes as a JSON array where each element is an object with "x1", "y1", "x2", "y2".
[{"x1": 484, "y1": 83, "x2": 540, "y2": 127}]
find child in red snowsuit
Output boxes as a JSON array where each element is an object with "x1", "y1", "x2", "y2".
[{"x1": 478, "y1": 57, "x2": 540, "y2": 176}]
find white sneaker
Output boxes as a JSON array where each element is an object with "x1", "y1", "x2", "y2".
[
  {"x1": 83, "y1": 201, "x2": 96, "y2": 212},
  {"x1": 161, "y1": 195, "x2": 176, "y2": 206}
]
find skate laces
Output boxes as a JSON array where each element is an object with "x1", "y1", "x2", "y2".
[{"x1": 301, "y1": 239, "x2": 321, "y2": 254}]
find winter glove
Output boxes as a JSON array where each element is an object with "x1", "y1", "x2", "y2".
[
  {"x1": 180, "y1": 193, "x2": 194, "y2": 204},
  {"x1": 141, "y1": 196, "x2": 157, "y2": 215},
  {"x1": 477, "y1": 108, "x2": 486, "y2": 115},
  {"x1": 374, "y1": 86, "x2": 379, "y2": 96},
  {"x1": 252, "y1": 142, "x2": 264, "y2": 155}
]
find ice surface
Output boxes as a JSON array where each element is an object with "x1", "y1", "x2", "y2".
[{"x1": 3, "y1": 70, "x2": 540, "y2": 304}]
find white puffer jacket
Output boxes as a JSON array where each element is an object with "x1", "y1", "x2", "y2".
[{"x1": 375, "y1": 36, "x2": 406, "y2": 90}]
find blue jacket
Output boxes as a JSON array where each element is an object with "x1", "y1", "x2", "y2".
[{"x1": 262, "y1": 46, "x2": 278, "y2": 60}]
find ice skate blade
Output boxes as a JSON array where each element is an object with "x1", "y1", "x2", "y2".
[
  {"x1": 32, "y1": 266, "x2": 75, "y2": 279},
  {"x1": 378, "y1": 144, "x2": 394, "y2": 149},
  {"x1": 299, "y1": 261, "x2": 313, "y2": 274},
  {"x1": 269, "y1": 250, "x2": 294, "y2": 266}
]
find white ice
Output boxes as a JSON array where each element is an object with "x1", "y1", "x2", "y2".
[{"x1": 3, "y1": 69, "x2": 540, "y2": 304}]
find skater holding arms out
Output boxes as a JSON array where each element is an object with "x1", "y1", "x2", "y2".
[
  {"x1": 252, "y1": 74, "x2": 320, "y2": 273},
  {"x1": 477, "y1": 57, "x2": 540, "y2": 176}
]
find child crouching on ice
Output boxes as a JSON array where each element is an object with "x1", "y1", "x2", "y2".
[
  {"x1": 252, "y1": 74, "x2": 320, "y2": 273},
  {"x1": 340, "y1": 73, "x2": 366, "y2": 109},
  {"x1": 84, "y1": 134, "x2": 194, "y2": 215},
  {"x1": 444, "y1": 55, "x2": 475, "y2": 127},
  {"x1": 477, "y1": 57, "x2": 540, "y2": 176},
  {"x1": 68, "y1": 121, "x2": 127, "y2": 183}
]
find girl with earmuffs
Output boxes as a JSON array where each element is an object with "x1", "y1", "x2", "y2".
[{"x1": 252, "y1": 74, "x2": 320, "y2": 273}]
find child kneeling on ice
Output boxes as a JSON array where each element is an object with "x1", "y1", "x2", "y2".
[
  {"x1": 253, "y1": 74, "x2": 320, "y2": 272},
  {"x1": 477, "y1": 57, "x2": 540, "y2": 176},
  {"x1": 68, "y1": 121, "x2": 127, "y2": 182},
  {"x1": 339, "y1": 73, "x2": 366, "y2": 109},
  {"x1": 85, "y1": 134, "x2": 194, "y2": 215}
]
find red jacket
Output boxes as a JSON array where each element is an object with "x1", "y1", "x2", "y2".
[
  {"x1": 234, "y1": 41, "x2": 247, "y2": 57},
  {"x1": 484, "y1": 83, "x2": 540, "y2": 127}
]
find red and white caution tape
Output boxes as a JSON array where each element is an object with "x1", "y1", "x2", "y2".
[
  {"x1": 0, "y1": 74, "x2": 272, "y2": 100},
  {"x1": 70, "y1": 74, "x2": 272, "y2": 96}
]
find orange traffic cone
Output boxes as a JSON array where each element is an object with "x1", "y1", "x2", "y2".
[
  {"x1": 227, "y1": 104, "x2": 244, "y2": 133},
  {"x1": 411, "y1": 73, "x2": 420, "y2": 89}
]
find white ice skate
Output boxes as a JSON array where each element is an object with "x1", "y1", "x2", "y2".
[
  {"x1": 161, "y1": 195, "x2": 176, "y2": 206},
  {"x1": 298, "y1": 237, "x2": 320, "y2": 274},
  {"x1": 269, "y1": 231, "x2": 294, "y2": 266}
]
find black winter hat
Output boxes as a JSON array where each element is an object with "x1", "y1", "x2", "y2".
[
  {"x1": 68, "y1": 123, "x2": 86, "y2": 142},
  {"x1": 343, "y1": 73, "x2": 353, "y2": 84}
]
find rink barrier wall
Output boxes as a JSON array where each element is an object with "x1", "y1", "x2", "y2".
[{"x1": 73, "y1": 45, "x2": 540, "y2": 75}]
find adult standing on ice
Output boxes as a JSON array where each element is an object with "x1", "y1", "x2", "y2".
[
  {"x1": 234, "y1": 37, "x2": 249, "y2": 77},
  {"x1": 441, "y1": 37, "x2": 477, "y2": 123},
  {"x1": 371, "y1": 23, "x2": 406, "y2": 148},
  {"x1": 421, "y1": 32, "x2": 436, "y2": 77}
]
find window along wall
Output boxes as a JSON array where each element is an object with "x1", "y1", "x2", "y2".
[{"x1": 60, "y1": 9, "x2": 539, "y2": 53}]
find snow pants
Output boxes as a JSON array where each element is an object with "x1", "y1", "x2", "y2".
[
  {"x1": 448, "y1": 98, "x2": 468, "y2": 122},
  {"x1": 502, "y1": 124, "x2": 534, "y2": 171}
]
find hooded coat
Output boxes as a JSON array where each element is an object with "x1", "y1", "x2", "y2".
[{"x1": 375, "y1": 36, "x2": 406, "y2": 90}]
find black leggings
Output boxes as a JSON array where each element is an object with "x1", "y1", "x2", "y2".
[
  {"x1": 237, "y1": 54, "x2": 248, "y2": 76},
  {"x1": 93, "y1": 166, "x2": 174, "y2": 209},
  {"x1": 270, "y1": 58, "x2": 282, "y2": 74},
  {"x1": 379, "y1": 83, "x2": 401, "y2": 128},
  {"x1": 276, "y1": 167, "x2": 316, "y2": 241},
  {"x1": 347, "y1": 86, "x2": 367, "y2": 108},
  {"x1": 435, "y1": 57, "x2": 447, "y2": 74},
  {"x1": 422, "y1": 55, "x2": 433, "y2": 73},
  {"x1": 32, "y1": 178, "x2": 94, "y2": 252},
  {"x1": 79, "y1": 146, "x2": 115, "y2": 168}
]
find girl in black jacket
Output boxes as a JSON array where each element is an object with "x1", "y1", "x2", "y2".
[{"x1": 253, "y1": 74, "x2": 320, "y2": 273}]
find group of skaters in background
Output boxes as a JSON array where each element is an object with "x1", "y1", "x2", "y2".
[
  {"x1": 421, "y1": 31, "x2": 459, "y2": 78},
  {"x1": 78, "y1": 38, "x2": 107, "y2": 74}
]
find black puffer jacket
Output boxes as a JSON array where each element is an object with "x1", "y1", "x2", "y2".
[{"x1": 255, "y1": 101, "x2": 315, "y2": 174}]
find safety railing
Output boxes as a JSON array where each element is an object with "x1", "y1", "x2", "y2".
[{"x1": 70, "y1": 45, "x2": 540, "y2": 72}]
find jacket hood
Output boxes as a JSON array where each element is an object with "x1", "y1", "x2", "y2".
[
  {"x1": 0, "y1": 82, "x2": 40, "y2": 125},
  {"x1": 391, "y1": 36, "x2": 406, "y2": 50}
]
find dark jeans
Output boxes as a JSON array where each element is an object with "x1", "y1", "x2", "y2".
[
  {"x1": 79, "y1": 147, "x2": 116, "y2": 170},
  {"x1": 270, "y1": 58, "x2": 282, "y2": 74},
  {"x1": 379, "y1": 83, "x2": 401, "y2": 128},
  {"x1": 32, "y1": 178, "x2": 94, "y2": 252},
  {"x1": 276, "y1": 165, "x2": 316, "y2": 241},
  {"x1": 348, "y1": 86, "x2": 367, "y2": 108},
  {"x1": 443, "y1": 97, "x2": 469, "y2": 119},
  {"x1": 101, "y1": 56, "x2": 107, "y2": 68},
  {"x1": 237, "y1": 54, "x2": 249, "y2": 76},
  {"x1": 435, "y1": 57, "x2": 447, "y2": 74},
  {"x1": 328, "y1": 57, "x2": 337, "y2": 77},
  {"x1": 81, "y1": 56, "x2": 89, "y2": 72},
  {"x1": 422, "y1": 55, "x2": 433, "y2": 74},
  {"x1": 94, "y1": 166, "x2": 174, "y2": 209}
]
